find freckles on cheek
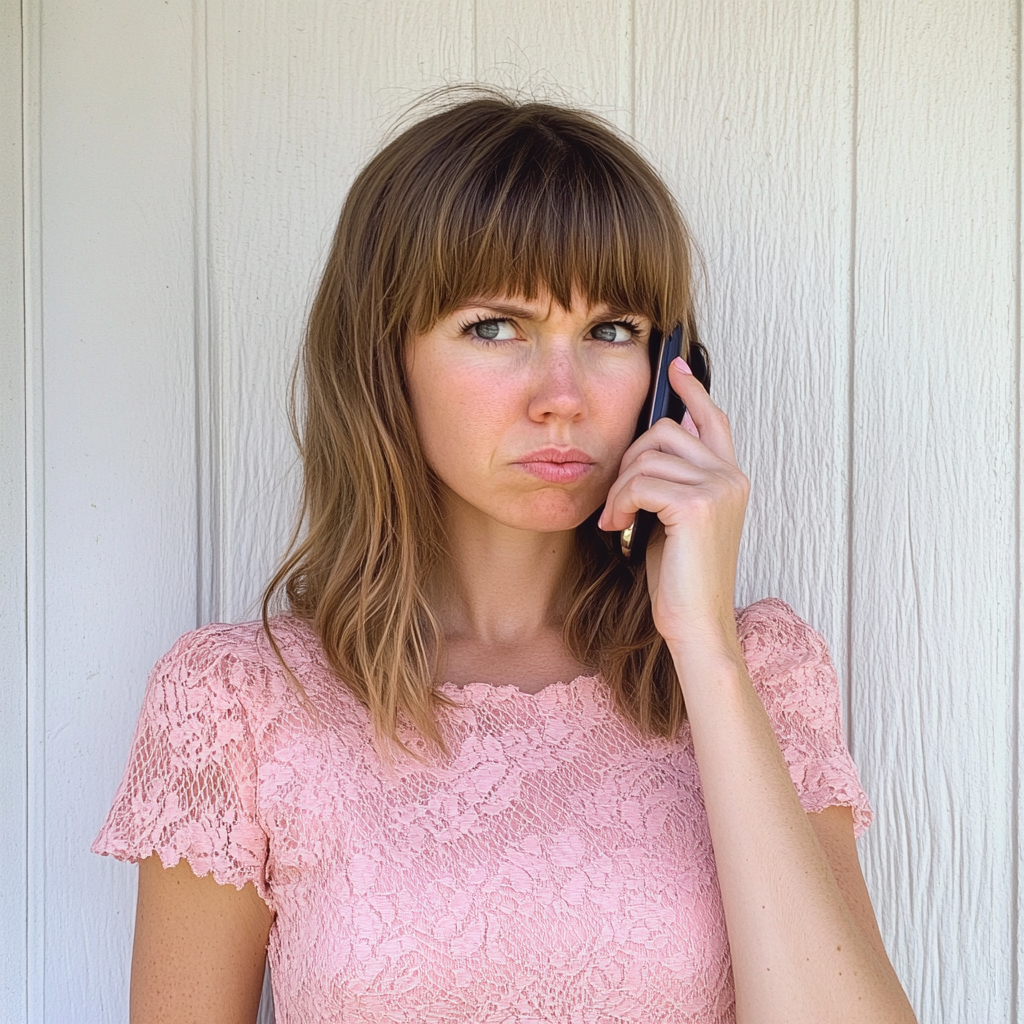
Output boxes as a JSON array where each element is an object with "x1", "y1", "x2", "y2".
[
  {"x1": 446, "y1": 365, "x2": 509, "y2": 419},
  {"x1": 414, "y1": 363, "x2": 508, "y2": 470},
  {"x1": 601, "y1": 367, "x2": 649, "y2": 449}
]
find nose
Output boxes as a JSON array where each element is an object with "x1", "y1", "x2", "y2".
[{"x1": 526, "y1": 344, "x2": 588, "y2": 423}]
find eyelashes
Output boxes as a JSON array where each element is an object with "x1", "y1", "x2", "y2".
[
  {"x1": 457, "y1": 316, "x2": 516, "y2": 342},
  {"x1": 457, "y1": 315, "x2": 645, "y2": 344}
]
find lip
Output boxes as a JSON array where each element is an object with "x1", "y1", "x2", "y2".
[
  {"x1": 514, "y1": 446, "x2": 596, "y2": 483},
  {"x1": 516, "y1": 446, "x2": 596, "y2": 464}
]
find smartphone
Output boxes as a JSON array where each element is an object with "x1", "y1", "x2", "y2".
[{"x1": 618, "y1": 323, "x2": 686, "y2": 564}]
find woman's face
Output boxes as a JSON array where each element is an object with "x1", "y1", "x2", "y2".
[{"x1": 404, "y1": 287, "x2": 652, "y2": 533}]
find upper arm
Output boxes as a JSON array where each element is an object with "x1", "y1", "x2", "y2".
[
  {"x1": 131, "y1": 855, "x2": 274, "y2": 1024},
  {"x1": 807, "y1": 805, "x2": 897, "y2": 974}
]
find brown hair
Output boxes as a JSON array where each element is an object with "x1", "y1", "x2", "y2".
[{"x1": 262, "y1": 87, "x2": 709, "y2": 763}]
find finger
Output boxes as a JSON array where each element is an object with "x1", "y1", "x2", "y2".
[
  {"x1": 682, "y1": 409, "x2": 698, "y2": 438},
  {"x1": 618, "y1": 415, "x2": 724, "y2": 476},
  {"x1": 612, "y1": 448, "x2": 712, "y2": 498},
  {"x1": 668, "y1": 357, "x2": 737, "y2": 465},
  {"x1": 600, "y1": 455, "x2": 709, "y2": 528},
  {"x1": 600, "y1": 475, "x2": 717, "y2": 532},
  {"x1": 600, "y1": 457, "x2": 733, "y2": 531},
  {"x1": 599, "y1": 475, "x2": 679, "y2": 531}
]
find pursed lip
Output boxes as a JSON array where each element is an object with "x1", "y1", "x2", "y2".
[{"x1": 514, "y1": 446, "x2": 596, "y2": 465}]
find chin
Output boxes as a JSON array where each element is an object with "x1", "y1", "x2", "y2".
[{"x1": 503, "y1": 495, "x2": 599, "y2": 533}]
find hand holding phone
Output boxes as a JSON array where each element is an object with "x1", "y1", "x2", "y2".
[
  {"x1": 618, "y1": 324, "x2": 707, "y2": 564},
  {"x1": 601, "y1": 326, "x2": 746, "y2": 655}
]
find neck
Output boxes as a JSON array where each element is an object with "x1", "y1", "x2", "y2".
[{"x1": 428, "y1": 490, "x2": 579, "y2": 646}]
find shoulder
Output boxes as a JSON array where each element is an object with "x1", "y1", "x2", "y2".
[
  {"x1": 152, "y1": 619, "x2": 266, "y2": 695},
  {"x1": 157, "y1": 614, "x2": 318, "y2": 670},
  {"x1": 144, "y1": 615, "x2": 321, "y2": 721},
  {"x1": 734, "y1": 597, "x2": 841, "y2": 726},
  {"x1": 735, "y1": 597, "x2": 832, "y2": 677},
  {"x1": 158, "y1": 618, "x2": 262, "y2": 668}
]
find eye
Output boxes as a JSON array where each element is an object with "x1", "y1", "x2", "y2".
[
  {"x1": 459, "y1": 317, "x2": 518, "y2": 343},
  {"x1": 591, "y1": 320, "x2": 641, "y2": 344}
]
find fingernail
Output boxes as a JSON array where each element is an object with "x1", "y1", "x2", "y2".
[{"x1": 673, "y1": 356, "x2": 693, "y2": 375}]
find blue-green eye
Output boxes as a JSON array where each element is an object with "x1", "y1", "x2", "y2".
[
  {"x1": 592, "y1": 321, "x2": 639, "y2": 343},
  {"x1": 460, "y1": 318, "x2": 518, "y2": 342}
]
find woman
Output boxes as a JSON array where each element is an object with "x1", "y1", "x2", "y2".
[{"x1": 94, "y1": 91, "x2": 917, "y2": 1023}]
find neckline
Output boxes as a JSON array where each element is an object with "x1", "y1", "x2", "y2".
[
  {"x1": 275, "y1": 616, "x2": 603, "y2": 702},
  {"x1": 437, "y1": 673, "x2": 602, "y2": 700}
]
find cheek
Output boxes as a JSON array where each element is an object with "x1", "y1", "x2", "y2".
[
  {"x1": 597, "y1": 360, "x2": 650, "y2": 449},
  {"x1": 407, "y1": 360, "x2": 510, "y2": 477}
]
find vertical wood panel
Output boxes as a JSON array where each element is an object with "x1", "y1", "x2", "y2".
[
  {"x1": 0, "y1": 0, "x2": 27, "y2": 1019},
  {"x1": 633, "y1": 0, "x2": 855, "y2": 683},
  {"x1": 22, "y1": 2, "x2": 44, "y2": 1016},
  {"x1": 475, "y1": 0, "x2": 632, "y2": 133},
  {"x1": 209, "y1": 0, "x2": 475, "y2": 623},
  {"x1": 40, "y1": 1, "x2": 198, "y2": 1020},
  {"x1": 854, "y1": 3, "x2": 1018, "y2": 1019}
]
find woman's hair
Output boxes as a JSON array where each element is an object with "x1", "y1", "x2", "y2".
[{"x1": 262, "y1": 87, "x2": 710, "y2": 764}]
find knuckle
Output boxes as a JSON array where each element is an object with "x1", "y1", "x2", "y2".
[
  {"x1": 626, "y1": 474, "x2": 647, "y2": 502},
  {"x1": 654, "y1": 418, "x2": 680, "y2": 441},
  {"x1": 731, "y1": 469, "x2": 751, "y2": 495},
  {"x1": 635, "y1": 447, "x2": 661, "y2": 470}
]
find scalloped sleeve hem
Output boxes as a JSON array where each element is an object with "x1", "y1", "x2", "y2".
[
  {"x1": 737, "y1": 598, "x2": 874, "y2": 839},
  {"x1": 91, "y1": 624, "x2": 273, "y2": 909},
  {"x1": 90, "y1": 839, "x2": 271, "y2": 904}
]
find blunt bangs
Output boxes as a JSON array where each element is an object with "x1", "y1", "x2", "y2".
[{"x1": 392, "y1": 102, "x2": 694, "y2": 335}]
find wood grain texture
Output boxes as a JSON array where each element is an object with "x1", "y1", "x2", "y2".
[
  {"x1": 38, "y1": 2, "x2": 198, "y2": 1021},
  {"x1": 633, "y1": 0, "x2": 855, "y2": 690},
  {"x1": 853, "y1": 2, "x2": 1018, "y2": 1020},
  {"x1": 208, "y1": 0, "x2": 474, "y2": 623},
  {"x1": 475, "y1": 0, "x2": 632, "y2": 132}
]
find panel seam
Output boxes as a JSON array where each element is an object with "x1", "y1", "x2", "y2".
[{"x1": 193, "y1": 0, "x2": 219, "y2": 627}]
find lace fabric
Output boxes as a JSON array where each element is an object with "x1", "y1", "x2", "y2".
[{"x1": 93, "y1": 598, "x2": 872, "y2": 1023}]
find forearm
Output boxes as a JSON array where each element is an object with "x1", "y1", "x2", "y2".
[{"x1": 671, "y1": 641, "x2": 915, "y2": 1024}]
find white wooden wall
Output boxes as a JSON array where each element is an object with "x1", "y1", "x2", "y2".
[{"x1": 2, "y1": 1, "x2": 1020, "y2": 1021}]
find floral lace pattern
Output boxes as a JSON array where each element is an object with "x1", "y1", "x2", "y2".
[{"x1": 93, "y1": 598, "x2": 871, "y2": 1024}]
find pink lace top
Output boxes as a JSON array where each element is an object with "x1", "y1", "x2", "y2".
[{"x1": 93, "y1": 597, "x2": 871, "y2": 1024}]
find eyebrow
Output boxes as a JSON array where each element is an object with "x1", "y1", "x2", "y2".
[
  {"x1": 462, "y1": 301, "x2": 537, "y2": 319},
  {"x1": 459, "y1": 299, "x2": 642, "y2": 321}
]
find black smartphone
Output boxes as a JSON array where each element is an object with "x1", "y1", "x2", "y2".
[{"x1": 618, "y1": 323, "x2": 686, "y2": 564}]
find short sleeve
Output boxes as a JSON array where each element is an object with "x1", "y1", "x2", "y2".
[
  {"x1": 737, "y1": 598, "x2": 873, "y2": 838},
  {"x1": 91, "y1": 624, "x2": 271, "y2": 902}
]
